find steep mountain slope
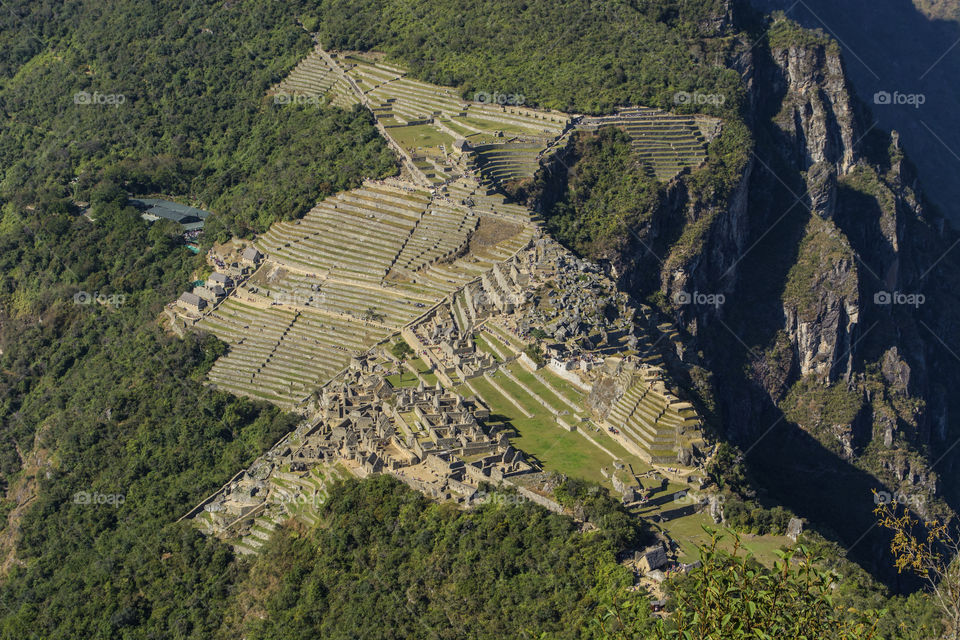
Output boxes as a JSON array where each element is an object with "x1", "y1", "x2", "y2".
[
  {"x1": 751, "y1": 0, "x2": 960, "y2": 226},
  {"x1": 589, "y1": 13, "x2": 960, "y2": 582}
]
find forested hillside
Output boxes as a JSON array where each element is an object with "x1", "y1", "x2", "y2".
[
  {"x1": 0, "y1": 0, "x2": 396, "y2": 237},
  {"x1": 0, "y1": 0, "x2": 395, "y2": 635}
]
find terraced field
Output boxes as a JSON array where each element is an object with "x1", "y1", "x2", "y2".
[
  {"x1": 270, "y1": 44, "x2": 359, "y2": 109},
  {"x1": 198, "y1": 298, "x2": 388, "y2": 409},
  {"x1": 273, "y1": 45, "x2": 716, "y2": 191},
  {"x1": 467, "y1": 142, "x2": 547, "y2": 183},
  {"x1": 580, "y1": 106, "x2": 713, "y2": 181},
  {"x1": 198, "y1": 463, "x2": 346, "y2": 555},
  {"x1": 254, "y1": 184, "x2": 431, "y2": 281},
  {"x1": 606, "y1": 375, "x2": 704, "y2": 464},
  {"x1": 196, "y1": 177, "x2": 534, "y2": 411}
]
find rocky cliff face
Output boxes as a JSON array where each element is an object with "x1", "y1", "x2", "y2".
[
  {"x1": 766, "y1": 43, "x2": 863, "y2": 385},
  {"x1": 623, "y1": 25, "x2": 960, "y2": 525},
  {"x1": 769, "y1": 44, "x2": 858, "y2": 174}
]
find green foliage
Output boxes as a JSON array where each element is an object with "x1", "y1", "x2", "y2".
[
  {"x1": 0, "y1": 188, "x2": 296, "y2": 638},
  {"x1": 706, "y1": 442, "x2": 748, "y2": 494},
  {"x1": 223, "y1": 475, "x2": 633, "y2": 640},
  {"x1": 782, "y1": 215, "x2": 858, "y2": 321},
  {"x1": 782, "y1": 375, "x2": 866, "y2": 436},
  {"x1": 593, "y1": 531, "x2": 882, "y2": 639},
  {"x1": 767, "y1": 12, "x2": 841, "y2": 53},
  {"x1": 543, "y1": 128, "x2": 664, "y2": 259},
  {"x1": 0, "y1": 0, "x2": 395, "y2": 239},
  {"x1": 722, "y1": 497, "x2": 793, "y2": 536},
  {"x1": 389, "y1": 339, "x2": 414, "y2": 361},
  {"x1": 798, "y1": 534, "x2": 945, "y2": 640},
  {"x1": 529, "y1": 328, "x2": 549, "y2": 340},
  {"x1": 524, "y1": 343, "x2": 547, "y2": 367},
  {"x1": 316, "y1": 0, "x2": 743, "y2": 116},
  {"x1": 660, "y1": 533, "x2": 881, "y2": 639},
  {"x1": 552, "y1": 477, "x2": 644, "y2": 549}
]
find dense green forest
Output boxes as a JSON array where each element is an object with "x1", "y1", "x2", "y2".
[
  {"x1": 0, "y1": 179, "x2": 300, "y2": 636},
  {"x1": 315, "y1": 0, "x2": 743, "y2": 115},
  {"x1": 0, "y1": 0, "x2": 396, "y2": 238},
  {"x1": 221, "y1": 475, "x2": 641, "y2": 640},
  {"x1": 517, "y1": 128, "x2": 665, "y2": 258}
]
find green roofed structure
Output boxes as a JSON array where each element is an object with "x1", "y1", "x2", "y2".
[{"x1": 130, "y1": 198, "x2": 211, "y2": 230}]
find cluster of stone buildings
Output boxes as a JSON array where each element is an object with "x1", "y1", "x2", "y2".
[
  {"x1": 176, "y1": 246, "x2": 263, "y2": 316},
  {"x1": 522, "y1": 240, "x2": 638, "y2": 350},
  {"x1": 194, "y1": 355, "x2": 538, "y2": 541},
  {"x1": 404, "y1": 305, "x2": 498, "y2": 385},
  {"x1": 478, "y1": 258, "x2": 529, "y2": 315}
]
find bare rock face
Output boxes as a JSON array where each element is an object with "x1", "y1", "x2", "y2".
[
  {"x1": 770, "y1": 44, "x2": 858, "y2": 174},
  {"x1": 708, "y1": 495, "x2": 725, "y2": 524},
  {"x1": 805, "y1": 161, "x2": 838, "y2": 219},
  {"x1": 767, "y1": 38, "x2": 864, "y2": 386},
  {"x1": 585, "y1": 373, "x2": 629, "y2": 420},
  {"x1": 881, "y1": 347, "x2": 911, "y2": 393},
  {"x1": 782, "y1": 216, "x2": 860, "y2": 382}
]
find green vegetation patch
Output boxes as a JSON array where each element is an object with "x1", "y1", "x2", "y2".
[
  {"x1": 782, "y1": 215, "x2": 858, "y2": 321},
  {"x1": 542, "y1": 128, "x2": 664, "y2": 258},
  {"x1": 223, "y1": 475, "x2": 640, "y2": 638},
  {"x1": 317, "y1": 0, "x2": 742, "y2": 115},
  {"x1": 0, "y1": 0, "x2": 397, "y2": 240},
  {"x1": 782, "y1": 374, "x2": 865, "y2": 436}
]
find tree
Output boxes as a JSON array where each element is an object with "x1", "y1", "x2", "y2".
[
  {"x1": 591, "y1": 529, "x2": 882, "y2": 640},
  {"x1": 876, "y1": 497, "x2": 960, "y2": 638},
  {"x1": 389, "y1": 339, "x2": 414, "y2": 361}
]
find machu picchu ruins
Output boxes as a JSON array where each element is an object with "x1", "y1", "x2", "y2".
[{"x1": 174, "y1": 42, "x2": 716, "y2": 554}]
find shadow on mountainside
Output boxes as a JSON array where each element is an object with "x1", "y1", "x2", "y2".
[{"x1": 751, "y1": 0, "x2": 960, "y2": 226}]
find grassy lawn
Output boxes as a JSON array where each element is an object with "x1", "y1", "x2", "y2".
[
  {"x1": 484, "y1": 323, "x2": 527, "y2": 353},
  {"x1": 410, "y1": 358, "x2": 439, "y2": 385},
  {"x1": 390, "y1": 124, "x2": 455, "y2": 151},
  {"x1": 387, "y1": 369, "x2": 421, "y2": 388},
  {"x1": 488, "y1": 369, "x2": 543, "y2": 416},
  {"x1": 477, "y1": 329, "x2": 514, "y2": 357},
  {"x1": 465, "y1": 371, "x2": 789, "y2": 566},
  {"x1": 472, "y1": 333, "x2": 504, "y2": 362},
  {"x1": 651, "y1": 510, "x2": 791, "y2": 567},
  {"x1": 439, "y1": 117, "x2": 474, "y2": 137},
  {"x1": 465, "y1": 376, "x2": 617, "y2": 487},
  {"x1": 505, "y1": 362, "x2": 567, "y2": 413},
  {"x1": 584, "y1": 426, "x2": 652, "y2": 475},
  {"x1": 455, "y1": 116, "x2": 540, "y2": 136},
  {"x1": 537, "y1": 366, "x2": 589, "y2": 405}
]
